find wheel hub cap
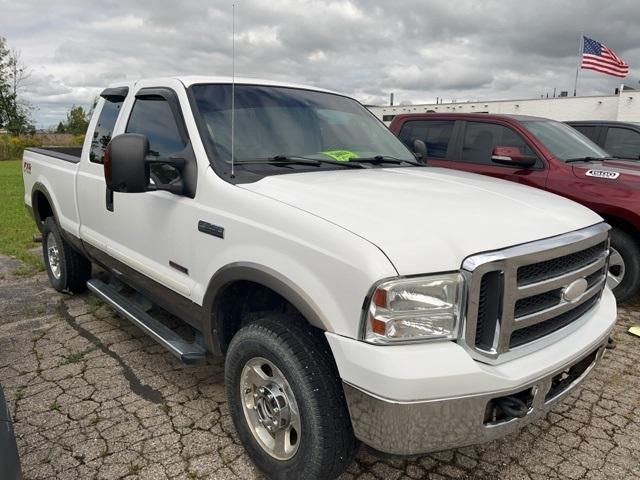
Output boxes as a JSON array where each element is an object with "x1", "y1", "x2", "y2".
[
  {"x1": 46, "y1": 234, "x2": 61, "y2": 280},
  {"x1": 254, "y1": 384, "x2": 291, "y2": 432},
  {"x1": 240, "y1": 357, "x2": 301, "y2": 460}
]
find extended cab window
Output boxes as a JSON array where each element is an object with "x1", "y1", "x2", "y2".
[
  {"x1": 126, "y1": 96, "x2": 186, "y2": 184},
  {"x1": 398, "y1": 120, "x2": 454, "y2": 158},
  {"x1": 604, "y1": 127, "x2": 640, "y2": 159},
  {"x1": 90, "y1": 99, "x2": 123, "y2": 163},
  {"x1": 461, "y1": 122, "x2": 537, "y2": 165}
]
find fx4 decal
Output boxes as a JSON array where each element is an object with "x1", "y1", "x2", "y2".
[{"x1": 23, "y1": 161, "x2": 31, "y2": 174}]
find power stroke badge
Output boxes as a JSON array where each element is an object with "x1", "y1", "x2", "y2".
[{"x1": 585, "y1": 169, "x2": 620, "y2": 180}]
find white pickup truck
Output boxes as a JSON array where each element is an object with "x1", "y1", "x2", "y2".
[{"x1": 22, "y1": 76, "x2": 617, "y2": 480}]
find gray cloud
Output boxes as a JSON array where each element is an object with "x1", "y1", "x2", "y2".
[{"x1": 2, "y1": 0, "x2": 640, "y2": 127}]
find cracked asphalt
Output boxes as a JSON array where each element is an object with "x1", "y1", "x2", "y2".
[{"x1": 1, "y1": 255, "x2": 639, "y2": 479}]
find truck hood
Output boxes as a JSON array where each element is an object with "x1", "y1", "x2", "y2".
[
  {"x1": 241, "y1": 167, "x2": 602, "y2": 275},
  {"x1": 571, "y1": 159, "x2": 640, "y2": 187}
]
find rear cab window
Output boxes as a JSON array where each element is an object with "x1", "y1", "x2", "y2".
[
  {"x1": 397, "y1": 120, "x2": 455, "y2": 158},
  {"x1": 90, "y1": 99, "x2": 124, "y2": 163}
]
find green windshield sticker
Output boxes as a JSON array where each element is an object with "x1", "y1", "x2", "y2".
[{"x1": 321, "y1": 150, "x2": 359, "y2": 162}]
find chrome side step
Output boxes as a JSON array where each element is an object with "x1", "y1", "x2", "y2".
[{"x1": 86, "y1": 278, "x2": 206, "y2": 364}]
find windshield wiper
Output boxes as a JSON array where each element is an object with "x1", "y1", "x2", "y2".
[
  {"x1": 235, "y1": 155, "x2": 366, "y2": 169},
  {"x1": 565, "y1": 157, "x2": 605, "y2": 163},
  {"x1": 349, "y1": 155, "x2": 423, "y2": 166}
]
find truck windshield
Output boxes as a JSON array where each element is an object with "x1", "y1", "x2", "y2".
[
  {"x1": 521, "y1": 119, "x2": 609, "y2": 161},
  {"x1": 190, "y1": 84, "x2": 415, "y2": 170}
]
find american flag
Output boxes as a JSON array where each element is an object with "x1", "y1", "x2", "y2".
[{"x1": 581, "y1": 36, "x2": 629, "y2": 78}]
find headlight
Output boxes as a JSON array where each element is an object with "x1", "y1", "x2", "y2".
[{"x1": 363, "y1": 273, "x2": 464, "y2": 344}]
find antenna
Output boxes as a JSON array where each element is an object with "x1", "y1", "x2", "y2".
[{"x1": 230, "y1": 3, "x2": 236, "y2": 178}]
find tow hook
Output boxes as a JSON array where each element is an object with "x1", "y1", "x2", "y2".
[{"x1": 495, "y1": 396, "x2": 529, "y2": 418}]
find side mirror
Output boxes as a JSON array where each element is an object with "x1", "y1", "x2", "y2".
[
  {"x1": 413, "y1": 139, "x2": 427, "y2": 160},
  {"x1": 105, "y1": 134, "x2": 192, "y2": 196},
  {"x1": 491, "y1": 146, "x2": 537, "y2": 168},
  {"x1": 105, "y1": 133, "x2": 150, "y2": 193}
]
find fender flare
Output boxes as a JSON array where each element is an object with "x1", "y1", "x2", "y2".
[
  {"x1": 31, "y1": 182, "x2": 87, "y2": 255},
  {"x1": 31, "y1": 182, "x2": 59, "y2": 232},
  {"x1": 201, "y1": 262, "x2": 328, "y2": 354}
]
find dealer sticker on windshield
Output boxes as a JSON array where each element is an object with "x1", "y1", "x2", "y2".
[
  {"x1": 322, "y1": 150, "x2": 358, "y2": 162},
  {"x1": 585, "y1": 169, "x2": 620, "y2": 180}
]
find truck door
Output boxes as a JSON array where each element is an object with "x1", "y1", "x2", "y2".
[
  {"x1": 79, "y1": 80, "x2": 198, "y2": 306},
  {"x1": 76, "y1": 87, "x2": 128, "y2": 254},
  {"x1": 406, "y1": 120, "x2": 549, "y2": 189}
]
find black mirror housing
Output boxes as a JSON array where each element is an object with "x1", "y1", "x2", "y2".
[{"x1": 106, "y1": 133, "x2": 150, "y2": 193}]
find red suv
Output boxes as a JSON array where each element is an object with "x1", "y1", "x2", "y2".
[{"x1": 389, "y1": 113, "x2": 640, "y2": 302}]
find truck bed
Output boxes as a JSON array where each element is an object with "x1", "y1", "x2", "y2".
[{"x1": 23, "y1": 146, "x2": 83, "y2": 238}]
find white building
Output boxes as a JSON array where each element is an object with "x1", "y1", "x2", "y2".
[{"x1": 369, "y1": 89, "x2": 640, "y2": 125}]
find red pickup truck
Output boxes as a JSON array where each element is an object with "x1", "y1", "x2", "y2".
[{"x1": 389, "y1": 113, "x2": 640, "y2": 302}]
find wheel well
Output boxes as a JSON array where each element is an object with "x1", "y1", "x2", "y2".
[
  {"x1": 33, "y1": 190, "x2": 54, "y2": 231},
  {"x1": 214, "y1": 280, "x2": 304, "y2": 352},
  {"x1": 601, "y1": 215, "x2": 640, "y2": 242}
]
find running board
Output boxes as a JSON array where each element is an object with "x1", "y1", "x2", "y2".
[{"x1": 86, "y1": 278, "x2": 206, "y2": 364}]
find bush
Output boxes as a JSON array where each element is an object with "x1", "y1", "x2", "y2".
[
  {"x1": 71, "y1": 134, "x2": 85, "y2": 146},
  {"x1": 0, "y1": 135, "x2": 42, "y2": 161},
  {"x1": 0, "y1": 133, "x2": 85, "y2": 161}
]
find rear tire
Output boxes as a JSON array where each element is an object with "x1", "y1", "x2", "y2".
[
  {"x1": 608, "y1": 227, "x2": 640, "y2": 303},
  {"x1": 42, "y1": 217, "x2": 91, "y2": 293},
  {"x1": 225, "y1": 315, "x2": 357, "y2": 480}
]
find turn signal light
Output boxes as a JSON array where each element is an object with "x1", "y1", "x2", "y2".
[{"x1": 369, "y1": 313, "x2": 386, "y2": 335}]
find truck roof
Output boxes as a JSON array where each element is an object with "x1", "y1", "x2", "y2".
[
  {"x1": 391, "y1": 112, "x2": 550, "y2": 123},
  {"x1": 566, "y1": 120, "x2": 640, "y2": 127},
  {"x1": 107, "y1": 76, "x2": 341, "y2": 95}
]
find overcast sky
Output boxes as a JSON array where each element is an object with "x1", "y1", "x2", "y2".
[{"x1": 2, "y1": 0, "x2": 640, "y2": 128}]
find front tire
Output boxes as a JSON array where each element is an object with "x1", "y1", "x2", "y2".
[
  {"x1": 225, "y1": 315, "x2": 357, "y2": 480},
  {"x1": 608, "y1": 227, "x2": 640, "y2": 303},
  {"x1": 42, "y1": 217, "x2": 91, "y2": 293}
]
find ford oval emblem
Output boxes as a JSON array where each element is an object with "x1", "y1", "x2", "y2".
[{"x1": 562, "y1": 278, "x2": 588, "y2": 303}]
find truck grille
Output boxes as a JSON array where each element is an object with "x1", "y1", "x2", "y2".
[
  {"x1": 462, "y1": 224, "x2": 610, "y2": 363},
  {"x1": 517, "y1": 242, "x2": 607, "y2": 285}
]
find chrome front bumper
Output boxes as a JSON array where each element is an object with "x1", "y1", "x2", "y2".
[{"x1": 343, "y1": 340, "x2": 607, "y2": 455}]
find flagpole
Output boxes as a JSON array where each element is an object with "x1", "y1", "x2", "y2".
[{"x1": 574, "y1": 32, "x2": 583, "y2": 96}]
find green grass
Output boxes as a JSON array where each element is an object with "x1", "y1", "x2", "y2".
[{"x1": 0, "y1": 160, "x2": 43, "y2": 275}]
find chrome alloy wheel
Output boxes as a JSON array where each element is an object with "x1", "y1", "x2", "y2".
[
  {"x1": 240, "y1": 357, "x2": 301, "y2": 460},
  {"x1": 46, "y1": 233, "x2": 62, "y2": 280},
  {"x1": 607, "y1": 247, "x2": 626, "y2": 290}
]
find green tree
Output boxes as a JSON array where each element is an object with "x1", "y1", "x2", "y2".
[
  {"x1": 0, "y1": 37, "x2": 34, "y2": 135},
  {"x1": 61, "y1": 105, "x2": 89, "y2": 135},
  {"x1": 56, "y1": 121, "x2": 65, "y2": 133}
]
